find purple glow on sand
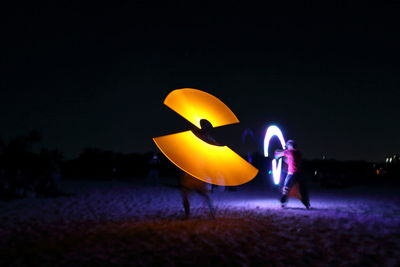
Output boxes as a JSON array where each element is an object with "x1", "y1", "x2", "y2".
[
  {"x1": 1, "y1": 181, "x2": 399, "y2": 265},
  {"x1": 264, "y1": 125, "x2": 286, "y2": 185}
]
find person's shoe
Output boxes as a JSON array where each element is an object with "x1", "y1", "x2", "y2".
[
  {"x1": 281, "y1": 203, "x2": 286, "y2": 208},
  {"x1": 304, "y1": 203, "x2": 311, "y2": 210}
]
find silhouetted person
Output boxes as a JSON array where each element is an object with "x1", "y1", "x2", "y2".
[
  {"x1": 275, "y1": 140, "x2": 310, "y2": 209},
  {"x1": 191, "y1": 119, "x2": 218, "y2": 146},
  {"x1": 49, "y1": 165, "x2": 62, "y2": 193},
  {"x1": 14, "y1": 169, "x2": 26, "y2": 197},
  {"x1": 180, "y1": 172, "x2": 215, "y2": 219},
  {"x1": 179, "y1": 119, "x2": 217, "y2": 219},
  {"x1": 147, "y1": 153, "x2": 161, "y2": 184}
]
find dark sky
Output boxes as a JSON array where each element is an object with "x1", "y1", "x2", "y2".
[{"x1": 1, "y1": 1, "x2": 399, "y2": 161}]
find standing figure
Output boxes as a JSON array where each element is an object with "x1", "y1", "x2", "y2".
[
  {"x1": 179, "y1": 119, "x2": 217, "y2": 219},
  {"x1": 180, "y1": 172, "x2": 215, "y2": 219},
  {"x1": 147, "y1": 153, "x2": 161, "y2": 184},
  {"x1": 275, "y1": 140, "x2": 310, "y2": 209}
]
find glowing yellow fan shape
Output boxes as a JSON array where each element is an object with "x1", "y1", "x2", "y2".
[
  {"x1": 153, "y1": 88, "x2": 258, "y2": 186},
  {"x1": 164, "y1": 88, "x2": 239, "y2": 129}
]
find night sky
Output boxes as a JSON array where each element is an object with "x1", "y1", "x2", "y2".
[{"x1": 1, "y1": 1, "x2": 399, "y2": 162}]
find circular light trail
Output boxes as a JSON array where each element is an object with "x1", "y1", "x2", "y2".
[{"x1": 263, "y1": 125, "x2": 286, "y2": 185}]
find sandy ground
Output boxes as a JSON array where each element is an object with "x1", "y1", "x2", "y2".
[{"x1": 1, "y1": 177, "x2": 400, "y2": 266}]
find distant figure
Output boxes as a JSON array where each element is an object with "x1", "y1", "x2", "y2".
[
  {"x1": 14, "y1": 169, "x2": 26, "y2": 197},
  {"x1": 274, "y1": 140, "x2": 310, "y2": 209},
  {"x1": 0, "y1": 168, "x2": 9, "y2": 198},
  {"x1": 147, "y1": 153, "x2": 161, "y2": 184},
  {"x1": 50, "y1": 167, "x2": 62, "y2": 192},
  {"x1": 242, "y1": 128, "x2": 255, "y2": 164},
  {"x1": 180, "y1": 172, "x2": 215, "y2": 219}
]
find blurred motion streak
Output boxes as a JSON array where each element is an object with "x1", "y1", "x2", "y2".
[
  {"x1": 154, "y1": 131, "x2": 258, "y2": 186},
  {"x1": 264, "y1": 125, "x2": 286, "y2": 185},
  {"x1": 164, "y1": 88, "x2": 239, "y2": 129},
  {"x1": 153, "y1": 88, "x2": 258, "y2": 186}
]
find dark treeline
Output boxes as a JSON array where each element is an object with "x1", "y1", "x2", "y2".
[
  {"x1": 0, "y1": 131, "x2": 63, "y2": 198},
  {"x1": 1, "y1": 131, "x2": 399, "y2": 200},
  {"x1": 304, "y1": 160, "x2": 377, "y2": 188},
  {"x1": 303, "y1": 159, "x2": 400, "y2": 187},
  {"x1": 62, "y1": 148, "x2": 178, "y2": 180},
  {"x1": 250, "y1": 153, "x2": 399, "y2": 188},
  {"x1": 0, "y1": 131, "x2": 179, "y2": 199}
]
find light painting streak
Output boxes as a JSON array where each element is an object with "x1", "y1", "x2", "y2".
[
  {"x1": 263, "y1": 125, "x2": 286, "y2": 185},
  {"x1": 271, "y1": 158, "x2": 282, "y2": 185},
  {"x1": 153, "y1": 88, "x2": 258, "y2": 186},
  {"x1": 153, "y1": 131, "x2": 258, "y2": 186},
  {"x1": 264, "y1": 125, "x2": 285, "y2": 157},
  {"x1": 164, "y1": 88, "x2": 239, "y2": 129}
]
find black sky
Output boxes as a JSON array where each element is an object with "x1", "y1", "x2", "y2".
[{"x1": 1, "y1": 1, "x2": 399, "y2": 161}]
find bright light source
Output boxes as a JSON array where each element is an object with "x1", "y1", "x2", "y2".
[
  {"x1": 263, "y1": 125, "x2": 285, "y2": 185},
  {"x1": 153, "y1": 88, "x2": 258, "y2": 186},
  {"x1": 271, "y1": 158, "x2": 282, "y2": 185},
  {"x1": 263, "y1": 125, "x2": 285, "y2": 157},
  {"x1": 163, "y1": 88, "x2": 239, "y2": 129},
  {"x1": 154, "y1": 131, "x2": 258, "y2": 186}
]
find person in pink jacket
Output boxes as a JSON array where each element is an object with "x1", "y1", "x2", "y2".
[{"x1": 275, "y1": 140, "x2": 310, "y2": 209}]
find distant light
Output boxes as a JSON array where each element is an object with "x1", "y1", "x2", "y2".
[
  {"x1": 386, "y1": 158, "x2": 389, "y2": 163},
  {"x1": 389, "y1": 157, "x2": 393, "y2": 163},
  {"x1": 322, "y1": 155, "x2": 326, "y2": 160},
  {"x1": 268, "y1": 170, "x2": 272, "y2": 175},
  {"x1": 314, "y1": 171, "x2": 318, "y2": 176}
]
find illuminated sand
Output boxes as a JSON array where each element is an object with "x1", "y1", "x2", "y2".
[{"x1": 1, "y1": 180, "x2": 399, "y2": 266}]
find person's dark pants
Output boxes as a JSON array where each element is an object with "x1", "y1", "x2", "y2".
[
  {"x1": 181, "y1": 187, "x2": 215, "y2": 218},
  {"x1": 280, "y1": 173, "x2": 310, "y2": 208}
]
